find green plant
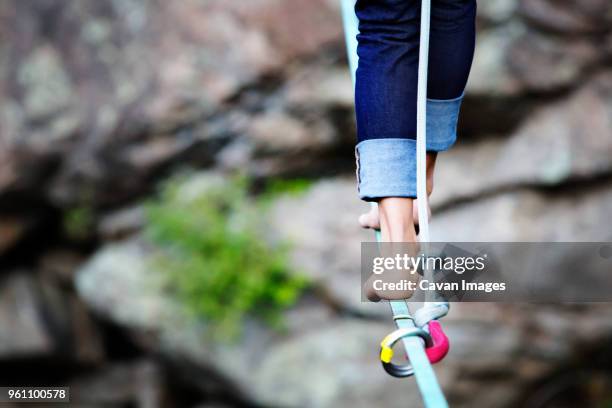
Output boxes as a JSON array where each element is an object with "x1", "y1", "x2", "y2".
[
  {"x1": 64, "y1": 205, "x2": 95, "y2": 240},
  {"x1": 145, "y1": 174, "x2": 308, "y2": 339},
  {"x1": 264, "y1": 178, "x2": 312, "y2": 197},
  {"x1": 257, "y1": 177, "x2": 313, "y2": 208}
]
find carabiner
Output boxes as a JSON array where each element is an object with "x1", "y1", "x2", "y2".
[
  {"x1": 424, "y1": 320, "x2": 449, "y2": 364},
  {"x1": 380, "y1": 327, "x2": 433, "y2": 378}
]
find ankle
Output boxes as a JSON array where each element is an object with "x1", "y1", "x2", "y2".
[
  {"x1": 381, "y1": 221, "x2": 417, "y2": 241},
  {"x1": 426, "y1": 152, "x2": 437, "y2": 196},
  {"x1": 378, "y1": 197, "x2": 418, "y2": 242}
]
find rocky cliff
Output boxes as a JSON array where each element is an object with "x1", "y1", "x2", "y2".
[{"x1": 1, "y1": 0, "x2": 612, "y2": 407}]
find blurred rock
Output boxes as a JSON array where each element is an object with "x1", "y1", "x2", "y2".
[
  {"x1": 519, "y1": 0, "x2": 612, "y2": 34},
  {"x1": 284, "y1": 66, "x2": 354, "y2": 110},
  {"x1": 98, "y1": 205, "x2": 145, "y2": 240},
  {"x1": 69, "y1": 360, "x2": 166, "y2": 407},
  {"x1": 0, "y1": 148, "x2": 17, "y2": 194},
  {"x1": 64, "y1": 294, "x2": 105, "y2": 365},
  {"x1": 235, "y1": 0, "x2": 342, "y2": 60},
  {"x1": 120, "y1": 136, "x2": 197, "y2": 171},
  {"x1": 466, "y1": 23, "x2": 526, "y2": 97},
  {"x1": 0, "y1": 0, "x2": 342, "y2": 207},
  {"x1": 468, "y1": 26, "x2": 602, "y2": 97},
  {"x1": 74, "y1": 238, "x2": 332, "y2": 402},
  {"x1": 0, "y1": 271, "x2": 103, "y2": 364},
  {"x1": 266, "y1": 178, "x2": 383, "y2": 315},
  {"x1": 477, "y1": 0, "x2": 518, "y2": 24},
  {"x1": 443, "y1": 319, "x2": 521, "y2": 372},
  {"x1": 507, "y1": 33, "x2": 599, "y2": 92},
  {"x1": 3, "y1": 0, "x2": 610, "y2": 210},
  {"x1": 74, "y1": 173, "x2": 612, "y2": 407},
  {"x1": 73, "y1": 237, "x2": 426, "y2": 407},
  {"x1": 269, "y1": 174, "x2": 612, "y2": 306},
  {"x1": 4, "y1": 0, "x2": 612, "y2": 406},
  {"x1": 0, "y1": 274, "x2": 54, "y2": 357},
  {"x1": 17, "y1": 45, "x2": 76, "y2": 127},
  {"x1": 436, "y1": 73, "x2": 612, "y2": 207},
  {"x1": 249, "y1": 112, "x2": 331, "y2": 155},
  {"x1": 0, "y1": 216, "x2": 28, "y2": 255},
  {"x1": 73, "y1": 238, "x2": 259, "y2": 374},
  {"x1": 252, "y1": 319, "x2": 422, "y2": 408},
  {"x1": 37, "y1": 272, "x2": 105, "y2": 364},
  {"x1": 38, "y1": 249, "x2": 85, "y2": 284},
  {"x1": 431, "y1": 182, "x2": 612, "y2": 242},
  {"x1": 75, "y1": 240, "x2": 178, "y2": 332}
]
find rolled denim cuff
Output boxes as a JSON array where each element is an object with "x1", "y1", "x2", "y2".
[
  {"x1": 355, "y1": 138, "x2": 416, "y2": 201},
  {"x1": 426, "y1": 94, "x2": 463, "y2": 152}
]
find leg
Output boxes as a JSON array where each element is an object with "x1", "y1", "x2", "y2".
[
  {"x1": 354, "y1": 0, "x2": 421, "y2": 300},
  {"x1": 418, "y1": 0, "x2": 476, "y2": 220},
  {"x1": 428, "y1": 0, "x2": 477, "y2": 101},
  {"x1": 354, "y1": 0, "x2": 420, "y2": 145},
  {"x1": 359, "y1": 0, "x2": 477, "y2": 231},
  {"x1": 359, "y1": 152, "x2": 435, "y2": 230},
  {"x1": 424, "y1": 0, "x2": 476, "y2": 154},
  {"x1": 354, "y1": 0, "x2": 421, "y2": 207},
  {"x1": 354, "y1": 0, "x2": 419, "y2": 240}
]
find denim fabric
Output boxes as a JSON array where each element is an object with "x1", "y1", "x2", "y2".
[
  {"x1": 356, "y1": 96, "x2": 462, "y2": 200},
  {"x1": 426, "y1": 94, "x2": 463, "y2": 152},
  {"x1": 353, "y1": 0, "x2": 476, "y2": 200},
  {"x1": 356, "y1": 138, "x2": 417, "y2": 201}
]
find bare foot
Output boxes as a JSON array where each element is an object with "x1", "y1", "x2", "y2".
[
  {"x1": 358, "y1": 200, "x2": 432, "y2": 230},
  {"x1": 358, "y1": 152, "x2": 437, "y2": 231},
  {"x1": 364, "y1": 198, "x2": 420, "y2": 302}
]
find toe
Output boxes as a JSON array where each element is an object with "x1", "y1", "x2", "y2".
[
  {"x1": 358, "y1": 207, "x2": 380, "y2": 229},
  {"x1": 358, "y1": 213, "x2": 372, "y2": 228},
  {"x1": 364, "y1": 275, "x2": 381, "y2": 302}
]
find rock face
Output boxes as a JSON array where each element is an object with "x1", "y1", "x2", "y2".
[
  {"x1": 69, "y1": 360, "x2": 166, "y2": 408},
  {"x1": 2, "y1": 0, "x2": 611, "y2": 205},
  {"x1": 0, "y1": 0, "x2": 343, "y2": 207},
  {"x1": 267, "y1": 178, "x2": 378, "y2": 315},
  {"x1": 74, "y1": 171, "x2": 612, "y2": 407},
  {"x1": 3, "y1": 0, "x2": 612, "y2": 407},
  {"x1": 0, "y1": 274, "x2": 54, "y2": 357},
  {"x1": 0, "y1": 273, "x2": 103, "y2": 363},
  {"x1": 434, "y1": 72, "x2": 612, "y2": 208}
]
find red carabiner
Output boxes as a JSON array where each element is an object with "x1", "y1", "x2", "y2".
[{"x1": 425, "y1": 321, "x2": 449, "y2": 363}]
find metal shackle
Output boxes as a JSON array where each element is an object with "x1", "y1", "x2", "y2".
[{"x1": 379, "y1": 327, "x2": 433, "y2": 378}]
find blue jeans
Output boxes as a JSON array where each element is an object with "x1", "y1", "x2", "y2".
[{"x1": 354, "y1": 0, "x2": 476, "y2": 200}]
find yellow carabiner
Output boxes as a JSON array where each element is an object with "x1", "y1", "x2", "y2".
[
  {"x1": 378, "y1": 327, "x2": 433, "y2": 377},
  {"x1": 380, "y1": 333, "x2": 397, "y2": 363}
]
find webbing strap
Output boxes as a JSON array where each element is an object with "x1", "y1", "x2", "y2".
[
  {"x1": 342, "y1": 1, "x2": 449, "y2": 406},
  {"x1": 389, "y1": 298, "x2": 448, "y2": 407},
  {"x1": 414, "y1": 0, "x2": 450, "y2": 323},
  {"x1": 383, "y1": 237, "x2": 449, "y2": 408}
]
